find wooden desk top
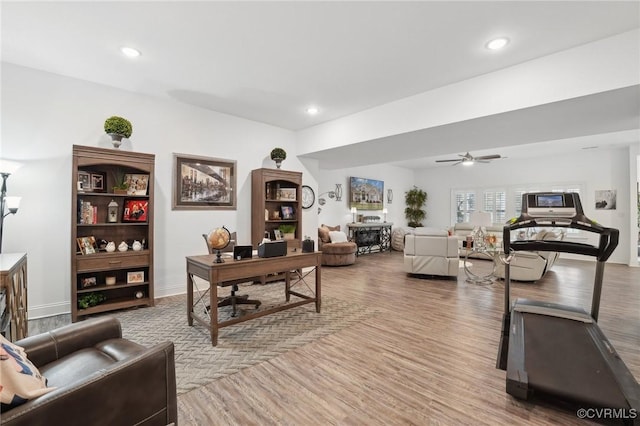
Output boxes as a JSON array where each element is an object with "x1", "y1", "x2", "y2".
[{"x1": 187, "y1": 250, "x2": 321, "y2": 283}]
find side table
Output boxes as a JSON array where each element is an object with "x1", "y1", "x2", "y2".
[{"x1": 463, "y1": 247, "x2": 502, "y2": 285}]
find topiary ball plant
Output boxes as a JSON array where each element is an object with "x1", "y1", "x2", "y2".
[
  {"x1": 104, "y1": 116, "x2": 133, "y2": 139},
  {"x1": 270, "y1": 147, "x2": 287, "y2": 168}
]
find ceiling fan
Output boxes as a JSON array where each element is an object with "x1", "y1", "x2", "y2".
[{"x1": 435, "y1": 152, "x2": 502, "y2": 166}]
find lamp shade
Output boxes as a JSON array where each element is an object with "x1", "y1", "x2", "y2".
[
  {"x1": 0, "y1": 159, "x2": 22, "y2": 175},
  {"x1": 470, "y1": 211, "x2": 492, "y2": 227},
  {"x1": 4, "y1": 196, "x2": 21, "y2": 213}
]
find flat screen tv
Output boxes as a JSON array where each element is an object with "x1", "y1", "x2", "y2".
[{"x1": 349, "y1": 177, "x2": 384, "y2": 210}]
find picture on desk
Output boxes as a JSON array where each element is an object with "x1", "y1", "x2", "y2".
[{"x1": 280, "y1": 205, "x2": 294, "y2": 220}]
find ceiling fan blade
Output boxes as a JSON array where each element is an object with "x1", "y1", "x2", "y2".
[
  {"x1": 436, "y1": 159, "x2": 462, "y2": 163},
  {"x1": 474, "y1": 154, "x2": 501, "y2": 160}
]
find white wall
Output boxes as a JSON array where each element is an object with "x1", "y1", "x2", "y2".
[
  {"x1": 415, "y1": 147, "x2": 632, "y2": 264},
  {"x1": 1, "y1": 63, "x2": 319, "y2": 318},
  {"x1": 316, "y1": 165, "x2": 414, "y2": 231}
]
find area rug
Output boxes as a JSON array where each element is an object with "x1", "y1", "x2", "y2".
[{"x1": 111, "y1": 283, "x2": 375, "y2": 395}]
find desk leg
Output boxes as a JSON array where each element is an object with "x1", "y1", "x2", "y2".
[
  {"x1": 210, "y1": 277, "x2": 219, "y2": 346},
  {"x1": 285, "y1": 271, "x2": 291, "y2": 302},
  {"x1": 315, "y1": 263, "x2": 321, "y2": 313},
  {"x1": 187, "y1": 272, "x2": 194, "y2": 326}
]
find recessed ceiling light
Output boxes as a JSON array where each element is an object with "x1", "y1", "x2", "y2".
[
  {"x1": 121, "y1": 46, "x2": 141, "y2": 58},
  {"x1": 306, "y1": 106, "x2": 319, "y2": 115},
  {"x1": 486, "y1": 37, "x2": 509, "y2": 50}
]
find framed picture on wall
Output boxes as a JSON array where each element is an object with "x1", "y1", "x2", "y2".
[
  {"x1": 349, "y1": 176, "x2": 384, "y2": 210},
  {"x1": 172, "y1": 153, "x2": 237, "y2": 210}
]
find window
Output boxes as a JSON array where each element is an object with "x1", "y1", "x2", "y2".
[
  {"x1": 454, "y1": 191, "x2": 475, "y2": 223},
  {"x1": 452, "y1": 183, "x2": 584, "y2": 225},
  {"x1": 484, "y1": 190, "x2": 507, "y2": 223}
]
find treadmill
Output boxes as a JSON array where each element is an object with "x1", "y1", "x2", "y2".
[{"x1": 496, "y1": 192, "x2": 639, "y2": 421}]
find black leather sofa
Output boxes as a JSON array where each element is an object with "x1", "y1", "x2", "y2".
[{"x1": 1, "y1": 316, "x2": 177, "y2": 426}]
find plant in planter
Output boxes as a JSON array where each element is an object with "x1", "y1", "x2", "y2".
[
  {"x1": 278, "y1": 224, "x2": 296, "y2": 240},
  {"x1": 78, "y1": 292, "x2": 107, "y2": 310},
  {"x1": 104, "y1": 116, "x2": 133, "y2": 148},
  {"x1": 111, "y1": 169, "x2": 129, "y2": 194},
  {"x1": 404, "y1": 186, "x2": 427, "y2": 228},
  {"x1": 270, "y1": 147, "x2": 287, "y2": 169}
]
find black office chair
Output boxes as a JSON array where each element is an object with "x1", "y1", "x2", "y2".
[{"x1": 202, "y1": 232, "x2": 261, "y2": 316}]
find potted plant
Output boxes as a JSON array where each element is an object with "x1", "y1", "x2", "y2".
[
  {"x1": 112, "y1": 169, "x2": 129, "y2": 194},
  {"x1": 104, "y1": 116, "x2": 133, "y2": 148},
  {"x1": 278, "y1": 224, "x2": 296, "y2": 240},
  {"x1": 404, "y1": 186, "x2": 427, "y2": 227},
  {"x1": 270, "y1": 147, "x2": 287, "y2": 169}
]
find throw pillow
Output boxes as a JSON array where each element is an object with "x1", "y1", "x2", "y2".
[
  {"x1": 0, "y1": 334, "x2": 54, "y2": 411},
  {"x1": 319, "y1": 224, "x2": 340, "y2": 243},
  {"x1": 329, "y1": 230, "x2": 348, "y2": 243}
]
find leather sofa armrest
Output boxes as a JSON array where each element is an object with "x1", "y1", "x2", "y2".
[
  {"x1": 2, "y1": 341, "x2": 177, "y2": 426},
  {"x1": 18, "y1": 316, "x2": 122, "y2": 367}
]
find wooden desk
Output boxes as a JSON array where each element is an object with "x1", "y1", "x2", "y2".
[
  {"x1": 0, "y1": 253, "x2": 28, "y2": 341},
  {"x1": 186, "y1": 250, "x2": 322, "y2": 346}
]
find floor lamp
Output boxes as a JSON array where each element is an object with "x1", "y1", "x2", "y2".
[{"x1": 0, "y1": 160, "x2": 22, "y2": 254}]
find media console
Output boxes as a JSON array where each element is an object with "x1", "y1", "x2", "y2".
[{"x1": 346, "y1": 222, "x2": 393, "y2": 256}]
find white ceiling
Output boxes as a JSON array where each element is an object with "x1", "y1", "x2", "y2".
[{"x1": 2, "y1": 1, "x2": 639, "y2": 169}]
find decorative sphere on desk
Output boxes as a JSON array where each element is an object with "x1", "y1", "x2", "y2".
[
  {"x1": 207, "y1": 226, "x2": 231, "y2": 263},
  {"x1": 207, "y1": 227, "x2": 230, "y2": 250}
]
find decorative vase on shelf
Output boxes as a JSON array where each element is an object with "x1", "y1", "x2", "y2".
[
  {"x1": 269, "y1": 147, "x2": 287, "y2": 169},
  {"x1": 108, "y1": 133, "x2": 125, "y2": 149}
]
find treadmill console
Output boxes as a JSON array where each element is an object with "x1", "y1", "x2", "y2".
[{"x1": 524, "y1": 192, "x2": 578, "y2": 218}]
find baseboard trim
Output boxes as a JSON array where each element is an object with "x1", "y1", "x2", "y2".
[{"x1": 28, "y1": 285, "x2": 188, "y2": 319}]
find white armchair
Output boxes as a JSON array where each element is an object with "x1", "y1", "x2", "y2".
[
  {"x1": 404, "y1": 228, "x2": 459, "y2": 278},
  {"x1": 494, "y1": 229, "x2": 563, "y2": 281}
]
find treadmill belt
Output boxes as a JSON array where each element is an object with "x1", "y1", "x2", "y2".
[{"x1": 522, "y1": 313, "x2": 628, "y2": 408}]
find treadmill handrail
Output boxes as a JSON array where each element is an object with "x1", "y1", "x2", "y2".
[{"x1": 502, "y1": 217, "x2": 619, "y2": 262}]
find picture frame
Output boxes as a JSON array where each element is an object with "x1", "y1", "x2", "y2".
[
  {"x1": 595, "y1": 189, "x2": 617, "y2": 210},
  {"x1": 78, "y1": 171, "x2": 91, "y2": 192},
  {"x1": 349, "y1": 176, "x2": 384, "y2": 210},
  {"x1": 81, "y1": 276, "x2": 97, "y2": 288},
  {"x1": 122, "y1": 198, "x2": 149, "y2": 222},
  {"x1": 90, "y1": 173, "x2": 105, "y2": 192},
  {"x1": 127, "y1": 271, "x2": 145, "y2": 284},
  {"x1": 273, "y1": 229, "x2": 283, "y2": 240},
  {"x1": 77, "y1": 236, "x2": 97, "y2": 255},
  {"x1": 172, "y1": 153, "x2": 237, "y2": 210},
  {"x1": 277, "y1": 187, "x2": 296, "y2": 201},
  {"x1": 124, "y1": 173, "x2": 149, "y2": 196},
  {"x1": 280, "y1": 205, "x2": 294, "y2": 220}
]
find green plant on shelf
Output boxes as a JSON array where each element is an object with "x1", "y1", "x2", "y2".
[
  {"x1": 278, "y1": 224, "x2": 296, "y2": 234},
  {"x1": 104, "y1": 116, "x2": 133, "y2": 138},
  {"x1": 78, "y1": 292, "x2": 107, "y2": 309}
]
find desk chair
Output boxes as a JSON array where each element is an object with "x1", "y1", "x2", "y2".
[{"x1": 202, "y1": 232, "x2": 261, "y2": 316}]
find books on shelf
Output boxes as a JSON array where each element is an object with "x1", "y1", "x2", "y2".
[{"x1": 79, "y1": 199, "x2": 97, "y2": 224}]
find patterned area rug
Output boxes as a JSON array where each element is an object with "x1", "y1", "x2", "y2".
[{"x1": 111, "y1": 282, "x2": 375, "y2": 395}]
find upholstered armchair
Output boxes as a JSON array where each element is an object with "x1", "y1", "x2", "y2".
[
  {"x1": 318, "y1": 224, "x2": 357, "y2": 266},
  {"x1": 1, "y1": 316, "x2": 177, "y2": 426},
  {"x1": 494, "y1": 229, "x2": 564, "y2": 281},
  {"x1": 403, "y1": 227, "x2": 459, "y2": 278}
]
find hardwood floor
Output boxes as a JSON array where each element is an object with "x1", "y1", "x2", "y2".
[{"x1": 177, "y1": 252, "x2": 640, "y2": 425}]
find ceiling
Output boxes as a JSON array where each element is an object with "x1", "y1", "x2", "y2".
[{"x1": 2, "y1": 1, "x2": 639, "y2": 169}]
